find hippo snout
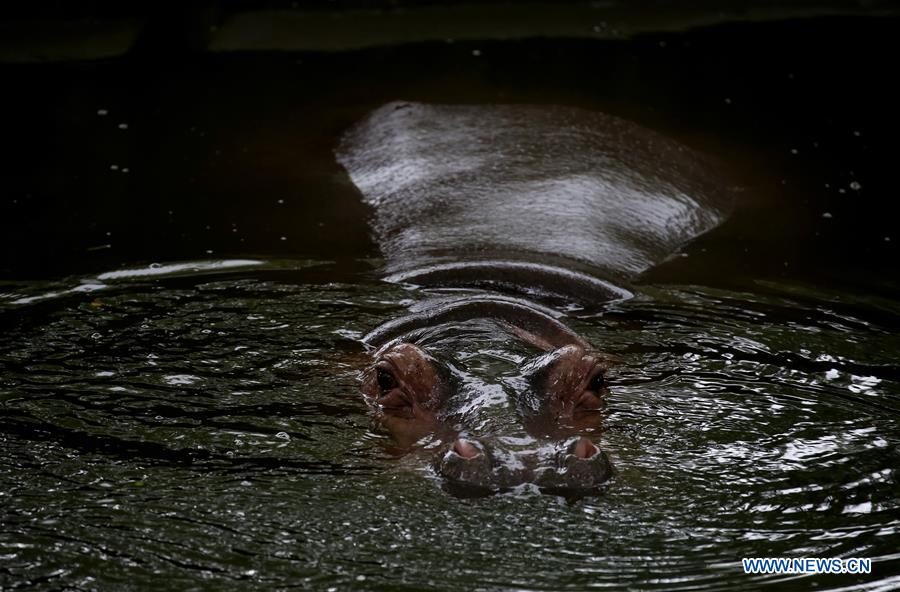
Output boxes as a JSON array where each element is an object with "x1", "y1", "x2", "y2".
[{"x1": 436, "y1": 437, "x2": 613, "y2": 494}]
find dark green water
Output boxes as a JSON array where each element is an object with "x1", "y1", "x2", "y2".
[
  {"x1": 2, "y1": 12, "x2": 900, "y2": 592},
  {"x1": 1, "y1": 262, "x2": 898, "y2": 589}
]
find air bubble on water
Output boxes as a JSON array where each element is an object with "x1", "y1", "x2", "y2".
[
  {"x1": 280, "y1": 236, "x2": 287, "y2": 241},
  {"x1": 110, "y1": 164, "x2": 119, "y2": 170},
  {"x1": 853, "y1": 130, "x2": 861, "y2": 137},
  {"x1": 825, "y1": 369, "x2": 840, "y2": 380},
  {"x1": 240, "y1": 480, "x2": 252, "y2": 487},
  {"x1": 275, "y1": 432, "x2": 290, "y2": 440},
  {"x1": 277, "y1": 199, "x2": 284, "y2": 204},
  {"x1": 849, "y1": 181, "x2": 861, "y2": 190},
  {"x1": 790, "y1": 148, "x2": 798, "y2": 155},
  {"x1": 822, "y1": 212, "x2": 832, "y2": 219},
  {"x1": 97, "y1": 109, "x2": 108, "y2": 116},
  {"x1": 90, "y1": 332, "x2": 102, "y2": 340},
  {"x1": 472, "y1": 49, "x2": 482, "y2": 57},
  {"x1": 117, "y1": 123, "x2": 128, "y2": 130}
]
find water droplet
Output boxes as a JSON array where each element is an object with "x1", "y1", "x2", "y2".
[
  {"x1": 849, "y1": 181, "x2": 861, "y2": 191},
  {"x1": 822, "y1": 212, "x2": 832, "y2": 219},
  {"x1": 471, "y1": 49, "x2": 481, "y2": 57},
  {"x1": 117, "y1": 123, "x2": 128, "y2": 130},
  {"x1": 97, "y1": 109, "x2": 108, "y2": 116}
]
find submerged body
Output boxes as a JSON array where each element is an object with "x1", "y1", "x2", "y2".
[{"x1": 337, "y1": 101, "x2": 733, "y2": 493}]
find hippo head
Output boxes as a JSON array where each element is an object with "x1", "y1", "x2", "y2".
[{"x1": 361, "y1": 304, "x2": 615, "y2": 495}]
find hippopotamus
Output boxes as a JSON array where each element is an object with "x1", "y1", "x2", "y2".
[{"x1": 336, "y1": 101, "x2": 733, "y2": 494}]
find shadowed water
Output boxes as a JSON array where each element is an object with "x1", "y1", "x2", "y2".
[{"x1": 1, "y1": 260, "x2": 897, "y2": 590}]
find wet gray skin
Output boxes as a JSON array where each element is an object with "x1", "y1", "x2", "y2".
[{"x1": 338, "y1": 102, "x2": 736, "y2": 494}]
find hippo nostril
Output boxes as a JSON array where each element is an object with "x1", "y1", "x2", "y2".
[
  {"x1": 452, "y1": 438, "x2": 481, "y2": 459},
  {"x1": 572, "y1": 436, "x2": 599, "y2": 459}
]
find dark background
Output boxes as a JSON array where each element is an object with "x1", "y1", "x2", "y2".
[{"x1": 1, "y1": 1, "x2": 898, "y2": 295}]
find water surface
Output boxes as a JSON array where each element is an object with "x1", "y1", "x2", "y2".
[{"x1": 1, "y1": 261, "x2": 898, "y2": 590}]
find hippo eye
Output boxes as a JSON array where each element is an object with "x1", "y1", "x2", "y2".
[
  {"x1": 588, "y1": 372, "x2": 606, "y2": 392},
  {"x1": 376, "y1": 368, "x2": 398, "y2": 392}
]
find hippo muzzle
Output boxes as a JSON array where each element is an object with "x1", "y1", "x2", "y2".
[{"x1": 437, "y1": 436, "x2": 614, "y2": 494}]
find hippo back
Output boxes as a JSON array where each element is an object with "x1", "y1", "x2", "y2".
[{"x1": 336, "y1": 101, "x2": 734, "y2": 286}]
